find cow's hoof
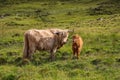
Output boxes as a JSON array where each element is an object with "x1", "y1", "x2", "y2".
[
  {"x1": 77, "y1": 57, "x2": 79, "y2": 59},
  {"x1": 48, "y1": 57, "x2": 54, "y2": 61},
  {"x1": 72, "y1": 56, "x2": 76, "y2": 59},
  {"x1": 72, "y1": 56, "x2": 79, "y2": 60}
]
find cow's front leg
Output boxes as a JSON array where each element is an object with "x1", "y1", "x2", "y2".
[{"x1": 50, "y1": 49, "x2": 57, "y2": 61}]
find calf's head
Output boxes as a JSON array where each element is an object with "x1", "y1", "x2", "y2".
[{"x1": 72, "y1": 34, "x2": 80, "y2": 43}]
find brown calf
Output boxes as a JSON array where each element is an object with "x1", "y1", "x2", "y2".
[{"x1": 72, "y1": 34, "x2": 83, "y2": 59}]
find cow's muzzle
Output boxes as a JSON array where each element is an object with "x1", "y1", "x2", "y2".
[{"x1": 63, "y1": 42, "x2": 67, "y2": 44}]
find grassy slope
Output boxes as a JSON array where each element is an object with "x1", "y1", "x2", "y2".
[{"x1": 0, "y1": 0, "x2": 120, "y2": 80}]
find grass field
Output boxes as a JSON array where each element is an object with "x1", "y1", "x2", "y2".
[{"x1": 0, "y1": 0, "x2": 120, "y2": 80}]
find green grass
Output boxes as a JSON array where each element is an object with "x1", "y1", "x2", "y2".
[{"x1": 0, "y1": 0, "x2": 120, "y2": 80}]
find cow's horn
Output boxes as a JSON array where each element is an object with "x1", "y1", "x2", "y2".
[{"x1": 68, "y1": 29, "x2": 74, "y2": 33}]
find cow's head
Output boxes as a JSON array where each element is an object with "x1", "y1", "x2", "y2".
[{"x1": 54, "y1": 30, "x2": 70, "y2": 46}]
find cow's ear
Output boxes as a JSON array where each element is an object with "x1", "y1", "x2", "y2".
[
  {"x1": 54, "y1": 32, "x2": 60, "y2": 36},
  {"x1": 56, "y1": 32, "x2": 60, "y2": 35}
]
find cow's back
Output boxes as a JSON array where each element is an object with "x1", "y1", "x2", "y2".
[{"x1": 25, "y1": 29, "x2": 54, "y2": 37}]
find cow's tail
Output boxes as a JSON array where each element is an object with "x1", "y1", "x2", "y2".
[{"x1": 23, "y1": 33, "x2": 29, "y2": 59}]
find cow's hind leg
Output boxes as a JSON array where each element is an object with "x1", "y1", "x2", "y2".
[{"x1": 27, "y1": 46, "x2": 36, "y2": 60}]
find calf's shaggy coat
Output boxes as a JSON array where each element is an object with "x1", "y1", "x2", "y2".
[{"x1": 72, "y1": 34, "x2": 83, "y2": 59}]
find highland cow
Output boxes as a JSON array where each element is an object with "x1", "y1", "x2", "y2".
[{"x1": 23, "y1": 29, "x2": 71, "y2": 60}]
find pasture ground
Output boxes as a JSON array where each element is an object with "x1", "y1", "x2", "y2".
[{"x1": 0, "y1": 0, "x2": 120, "y2": 80}]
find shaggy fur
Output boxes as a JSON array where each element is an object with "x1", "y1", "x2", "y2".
[
  {"x1": 23, "y1": 29, "x2": 69, "y2": 60},
  {"x1": 72, "y1": 34, "x2": 83, "y2": 59}
]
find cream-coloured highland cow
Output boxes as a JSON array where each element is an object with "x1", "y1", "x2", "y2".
[{"x1": 23, "y1": 29, "x2": 71, "y2": 60}]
